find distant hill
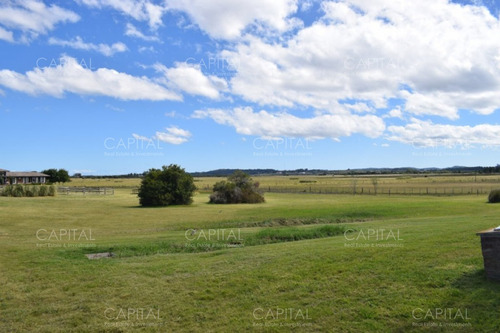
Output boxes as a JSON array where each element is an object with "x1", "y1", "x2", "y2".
[
  {"x1": 78, "y1": 165, "x2": 500, "y2": 178},
  {"x1": 189, "y1": 165, "x2": 500, "y2": 177}
]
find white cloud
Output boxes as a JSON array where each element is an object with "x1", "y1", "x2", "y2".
[
  {"x1": 0, "y1": 55, "x2": 180, "y2": 101},
  {"x1": 0, "y1": 26, "x2": 14, "y2": 42},
  {"x1": 167, "y1": 0, "x2": 299, "y2": 39},
  {"x1": 134, "y1": 126, "x2": 192, "y2": 145},
  {"x1": 132, "y1": 133, "x2": 151, "y2": 141},
  {"x1": 48, "y1": 36, "x2": 127, "y2": 56},
  {"x1": 388, "y1": 118, "x2": 500, "y2": 148},
  {"x1": 300, "y1": 0, "x2": 314, "y2": 12},
  {"x1": 78, "y1": 0, "x2": 166, "y2": 29},
  {"x1": 385, "y1": 107, "x2": 403, "y2": 119},
  {"x1": 125, "y1": 23, "x2": 159, "y2": 42},
  {"x1": 0, "y1": 0, "x2": 79, "y2": 42},
  {"x1": 193, "y1": 107, "x2": 385, "y2": 139},
  {"x1": 218, "y1": 0, "x2": 500, "y2": 118},
  {"x1": 155, "y1": 63, "x2": 227, "y2": 99},
  {"x1": 71, "y1": 169, "x2": 95, "y2": 174},
  {"x1": 105, "y1": 104, "x2": 124, "y2": 112}
]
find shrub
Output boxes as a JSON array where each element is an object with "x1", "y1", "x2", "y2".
[
  {"x1": 25, "y1": 186, "x2": 39, "y2": 197},
  {"x1": 1, "y1": 185, "x2": 13, "y2": 197},
  {"x1": 38, "y1": 185, "x2": 48, "y2": 196},
  {"x1": 48, "y1": 185, "x2": 56, "y2": 196},
  {"x1": 488, "y1": 189, "x2": 500, "y2": 203},
  {"x1": 138, "y1": 164, "x2": 196, "y2": 207},
  {"x1": 12, "y1": 185, "x2": 25, "y2": 197},
  {"x1": 0, "y1": 184, "x2": 55, "y2": 197},
  {"x1": 209, "y1": 170, "x2": 264, "y2": 204}
]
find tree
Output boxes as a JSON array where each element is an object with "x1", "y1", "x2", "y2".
[
  {"x1": 42, "y1": 168, "x2": 70, "y2": 184},
  {"x1": 57, "y1": 169, "x2": 70, "y2": 183},
  {"x1": 371, "y1": 177, "x2": 379, "y2": 195},
  {"x1": 209, "y1": 170, "x2": 264, "y2": 204},
  {"x1": 42, "y1": 169, "x2": 58, "y2": 184},
  {"x1": 138, "y1": 164, "x2": 196, "y2": 207}
]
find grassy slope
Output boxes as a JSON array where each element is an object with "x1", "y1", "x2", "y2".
[{"x1": 1, "y1": 191, "x2": 500, "y2": 332}]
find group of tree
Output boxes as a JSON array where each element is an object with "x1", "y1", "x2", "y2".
[
  {"x1": 138, "y1": 165, "x2": 197, "y2": 207},
  {"x1": 42, "y1": 168, "x2": 70, "y2": 184},
  {"x1": 209, "y1": 170, "x2": 265, "y2": 204},
  {"x1": 138, "y1": 165, "x2": 264, "y2": 207}
]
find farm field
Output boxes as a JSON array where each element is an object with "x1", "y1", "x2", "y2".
[
  {"x1": 69, "y1": 173, "x2": 500, "y2": 195},
  {"x1": 1, "y1": 178, "x2": 500, "y2": 332}
]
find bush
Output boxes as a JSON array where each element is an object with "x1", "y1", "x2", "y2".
[
  {"x1": 488, "y1": 189, "x2": 500, "y2": 203},
  {"x1": 25, "y1": 186, "x2": 39, "y2": 197},
  {"x1": 0, "y1": 184, "x2": 54, "y2": 197},
  {"x1": 48, "y1": 185, "x2": 56, "y2": 196},
  {"x1": 1, "y1": 185, "x2": 12, "y2": 196},
  {"x1": 209, "y1": 170, "x2": 264, "y2": 204},
  {"x1": 38, "y1": 186, "x2": 48, "y2": 196},
  {"x1": 138, "y1": 164, "x2": 196, "y2": 207}
]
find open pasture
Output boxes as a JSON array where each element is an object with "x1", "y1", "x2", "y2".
[
  {"x1": 69, "y1": 173, "x2": 500, "y2": 196},
  {"x1": 1, "y1": 186, "x2": 500, "y2": 332}
]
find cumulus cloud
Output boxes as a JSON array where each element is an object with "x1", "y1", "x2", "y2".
[
  {"x1": 134, "y1": 126, "x2": 192, "y2": 145},
  {"x1": 77, "y1": 0, "x2": 166, "y2": 29},
  {"x1": 167, "y1": 0, "x2": 299, "y2": 39},
  {"x1": 0, "y1": 55, "x2": 180, "y2": 101},
  {"x1": 0, "y1": 0, "x2": 79, "y2": 42},
  {"x1": 387, "y1": 118, "x2": 500, "y2": 148},
  {"x1": 155, "y1": 63, "x2": 227, "y2": 99},
  {"x1": 192, "y1": 107, "x2": 385, "y2": 139},
  {"x1": 48, "y1": 36, "x2": 127, "y2": 56},
  {"x1": 125, "y1": 23, "x2": 159, "y2": 42},
  {"x1": 0, "y1": 26, "x2": 14, "y2": 42},
  {"x1": 219, "y1": 0, "x2": 500, "y2": 117}
]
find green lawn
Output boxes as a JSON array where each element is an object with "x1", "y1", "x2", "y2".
[{"x1": 1, "y1": 191, "x2": 499, "y2": 332}]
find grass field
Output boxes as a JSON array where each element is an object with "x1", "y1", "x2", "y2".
[
  {"x1": 1, "y1": 177, "x2": 500, "y2": 332},
  {"x1": 68, "y1": 174, "x2": 500, "y2": 196}
]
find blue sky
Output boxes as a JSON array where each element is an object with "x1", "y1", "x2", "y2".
[{"x1": 1, "y1": 0, "x2": 499, "y2": 175}]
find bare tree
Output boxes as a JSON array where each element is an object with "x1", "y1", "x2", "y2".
[{"x1": 371, "y1": 177, "x2": 379, "y2": 195}]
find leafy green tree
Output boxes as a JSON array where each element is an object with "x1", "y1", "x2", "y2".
[
  {"x1": 42, "y1": 169, "x2": 58, "y2": 184},
  {"x1": 138, "y1": 164, "x2": 196, "y2": 207},
  {"x1": 42, "y1": 168, "x2": 70, "y2": 184},
  {"x1": 210, "y1": 170, "x2": 264, "y2": 204},
  {"x1": 57, "y1": 169, "x2": 70, "y2": 184}
]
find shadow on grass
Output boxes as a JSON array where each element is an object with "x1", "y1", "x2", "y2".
[{"x1": 124, "y1": 204, "x2": 196, "y2": 209}]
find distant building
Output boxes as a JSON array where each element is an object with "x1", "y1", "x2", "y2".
[{"x1": 0, "y1": 169, "x2": 50, "y2": 185}]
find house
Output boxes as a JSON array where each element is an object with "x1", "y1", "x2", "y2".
[{"x1": 0, "y1": 169, "x2": 50, "y2": 185}]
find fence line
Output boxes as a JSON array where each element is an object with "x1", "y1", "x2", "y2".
[
  {"x1": 58, "y1": 187, "x2": 114, "y2": 195},
  {"x1": 260, "y1": 186, "x2": 494, "y2": 196}
]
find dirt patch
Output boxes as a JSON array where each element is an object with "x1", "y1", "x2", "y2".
[{"x1": 85, "y1": 252, "x2": 115, "y2": 260}]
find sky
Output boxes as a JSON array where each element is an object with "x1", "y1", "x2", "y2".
[{"x1": 1, "y1": 0, "x2": 500, "y2": 175}]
